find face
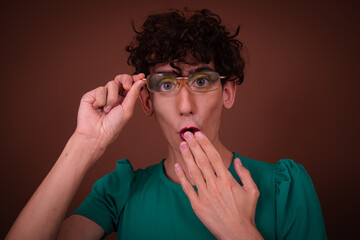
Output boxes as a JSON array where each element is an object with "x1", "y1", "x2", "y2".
[{"x1": 140, "y1": 61, "x2": 236, "y2": 151}]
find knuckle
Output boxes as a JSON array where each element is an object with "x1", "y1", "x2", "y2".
[
  {"x1": 115, "y1": 74, "x2": 129, "y2": 81},
  {"x1": 188, "y1": 139, "x2": 198, "y2": 148},
  {"x1": 221, "y1": 174, "x2": 233, "y2": 186},
  {"x1": 88, "y1": 87, "x2": 103, "y2": 99},
  {"x1": 114, "y1": 74, "x2": 122, "y2": 80},
  {"x1": 118, "y1": 74, "x2": 132, "y2": 84},
  {"x1": 107, "y1": 80, "x2": 118, "y2": 88},
  {"x1": 94, "y1": 86, "x2": 105, "y2": 95},
  {"x1": 207, "y1": 152, "x2": 220, "y2": 162},
  {"x1": 196, "y1": 156, "x2": 207, "y2": 167},
  {"x1": 97, "y1": 87, "x2": 107, "y2": 98},
  {"x1": 96, "y1": 86, "x2": 105, "y2": 91},
  {"x1": 255, "y1": 190, "x2": 260, "y2": 198},
  {"x1": 219, "y1": 170, "x2": 232, "y2": 181},
  {"x1": 242, "y1": 167, "x2": 250, "y2": 175},
  {"x1": 250, "y1": 187, "x2": 260, "y2": 198},
  {"x1": 189, "y1": 168, "x2": 202, "y2": 179}
]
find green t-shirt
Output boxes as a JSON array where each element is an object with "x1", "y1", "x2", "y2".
[{"x1": 73, "y1": 152, "x2": 327, "y2": 239}]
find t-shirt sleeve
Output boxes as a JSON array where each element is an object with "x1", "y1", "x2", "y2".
[
  {"x1": 73, "y1": 159, "x2": 134, "y2": 236},
  {"x1": 275, "y1": 159, "x2": 327, "y2": 239}
]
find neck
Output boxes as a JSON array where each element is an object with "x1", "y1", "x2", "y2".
[{"x1": 163, "y1": 135, "x2": 233, "y2": 185}]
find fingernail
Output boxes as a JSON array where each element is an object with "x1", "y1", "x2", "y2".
[
  {"x1": 180, "y1": 142, "x2": 188, "y2": 151},
  {"x1": 184, "y1": 132, "x2": 193, "y2": 140},
  {"x1": 236, "y1": 158, "x2": 242, "y2": 166},
  {"x1": 174, "y1": 163, "x2": 181, "y2": 172},
  {"x1": 194, "y1": 132, "x2": 203, "y2": 140},
  {"x1": 104, "y1": 105, "x2": 112, "y2": 112},
  {"x1": 126, "y1": 80, "x2": 132, "y2": 87}
]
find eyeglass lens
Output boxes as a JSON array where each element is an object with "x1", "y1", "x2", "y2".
[{"x1": 147, "y1": 71, "x2": 220, "y2": 93}]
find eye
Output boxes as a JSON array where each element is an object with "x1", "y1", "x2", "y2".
[
  {"x1": 159, "y1": 81, "x2": 176, "y2": 92},
  {"x1": 191, "y1": 75, "x2": 210, "y2": 88},
  {"x1": 194, "y1": 78, "x2": 208, "y2": 87}
]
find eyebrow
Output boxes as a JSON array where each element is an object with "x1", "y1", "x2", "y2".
[
  {"x1": 188, "y1": 66, "x2": 215, "y2": 74},
  {"x1": 154, "y1": 66, "x2": 214, "y2": 76},
  {"x1": 154, "y1": 70, "x2": 179, "y2": 75}
]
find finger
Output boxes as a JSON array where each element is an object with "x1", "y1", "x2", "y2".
[
  {"x1": 120, "y1": 74, "x2": 146, "y2": 118},
  {"x1": 179, "y1": 141, "x2": 207, "y2": 190},
  {"x1": 132, "y1": 73, "x2": 146, "y2": 83},
  {"x1": 114, "y1": 73, "x2": 144, "y2": 92},
  {"x1": 174, "y1": 163, "x2": 199, "y2": 203},
  {"x1": 92, "y1": 87, "x2": 107, "y2": 108},
  {"x1": 183, "y1": 131, "x2": 216, "y2": 183},
  {"x1": 194, "y1": 131, "x2": 229, "y2": 178},
  {"x1": 114, "y1": 74, "x2": 132, "y2": 91},
  {"x1": 117, "y1": 73, "x2": 146, "y2": 97},
  {"x1": 104, "y1": 80, "x2": 121, "y2": 113},
  {"x1": 234, "y1": 158, "x2": 258, "y2": 191}
]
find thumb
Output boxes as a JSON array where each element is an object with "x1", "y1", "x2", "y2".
[{"x1": 121, "y1": 73, "x2": 146, "y2": 117}]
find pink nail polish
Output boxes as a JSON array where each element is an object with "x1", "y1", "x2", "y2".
[
  {"x1": 180, "y1": 142, "x2": 188, "y2": 151},
  {"x1": 184, "y1": 132, "x2": 193, "y2": 140},
  {"x1": 194, "y1": 132, "x2": 203, "y2": 140},
  {"x1": 104, "y1": 105, "x2": 112, "y2": 112},
  {"x1": 236, "y1": 158, "x2": 242, "y2": 166},
  {"x1": 174, "y1": 163, "x2": 181, "y2": 172}
]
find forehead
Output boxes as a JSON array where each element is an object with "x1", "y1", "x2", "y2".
[{"x1": 150, "y1": 61, "x2": 215, "y2": 75}]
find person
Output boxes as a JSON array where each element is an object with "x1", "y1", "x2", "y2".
[{"x1": 6, "y1": 8, "x2": 327, "y2": 240}]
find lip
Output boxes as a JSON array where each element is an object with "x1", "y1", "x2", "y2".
[{"x1": 179, "y1": 127, "x2": 200, "y2": 141}]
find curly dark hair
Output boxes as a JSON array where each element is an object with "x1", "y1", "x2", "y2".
[{"x1": 126, "y1": 8, "x2": 245, "y2": 85}]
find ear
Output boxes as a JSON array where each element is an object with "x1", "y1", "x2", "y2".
[
  {"x1": 222, "y1": 81, "x2": 237, "y2": 109},
  {"x1": 139, "y1": 87, "x2": 154, "y2": 116}
]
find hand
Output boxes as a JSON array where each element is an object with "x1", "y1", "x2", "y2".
[
  {"x1": 174, "y1": 131, "x2": 263, "y2": 240},
  {"x1": 75, "y1": 73, "x2": 145, "y2": 150}
]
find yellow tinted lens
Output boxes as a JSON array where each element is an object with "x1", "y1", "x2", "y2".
[
  {"x1": 148, "y1": 74, "x2": 177, "y2": 92},
  {"x1": 189, "y1": 72, "x2": 219, "y2": 91}
]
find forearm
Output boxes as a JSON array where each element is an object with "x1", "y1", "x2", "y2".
[{"x1": 6, "y1": 133, "x2": 103, "y2": 240}]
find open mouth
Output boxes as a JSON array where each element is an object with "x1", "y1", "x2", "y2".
[{"x1": 180, "y1": 127, "x2": 200, "y2": 141}]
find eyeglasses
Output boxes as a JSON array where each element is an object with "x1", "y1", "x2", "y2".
[{"x1": 141, "y1": 71, "x2": 226, "y2": 93}]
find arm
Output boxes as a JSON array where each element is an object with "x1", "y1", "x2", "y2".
[
  {"x1": 57, "y1": 215, "x2": 105, "y2": 240},
  {"x1": 6, "y1": 73, "x2": 146, "y2": 240}
]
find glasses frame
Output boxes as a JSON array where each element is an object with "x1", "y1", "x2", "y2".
[{"x1": 140, "y1": 71, "x2": 227, "y2": 94}]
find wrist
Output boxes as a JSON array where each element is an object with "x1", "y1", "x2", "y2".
[
  {"x1": 237, "y1": 222, "x2": 263, "y2": 240},
  {"x1": 60, "y1": 132, "x2": 107, "y2": 172},
  {"x1": 221, "y1": 221, "x2": 263, "y2": 240}
]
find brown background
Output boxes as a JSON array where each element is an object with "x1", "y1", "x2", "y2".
[{"x1": 1, "y1": 0, "x2": 359, "y2": 239}]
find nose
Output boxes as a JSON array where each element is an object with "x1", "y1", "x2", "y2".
[{"x1": 176, "y1": 82, "x2": 195, "y2": 116}]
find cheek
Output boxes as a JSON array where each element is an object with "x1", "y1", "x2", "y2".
[
  {"x1": 152, "y1": 96, "x2": 175, "y2": 125},
  {"x1": 199, "y1": 92, "x2": 224, "y2": 123},
  {"x1": 152, "y1": 96, "x2": 169, "y2": 114},
  {"x1": 207, "y1": 90, "x2": 223, "y2": 111},
  {"x1": 151, "y1": 91, "x2": 223, "y2": 126}
]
